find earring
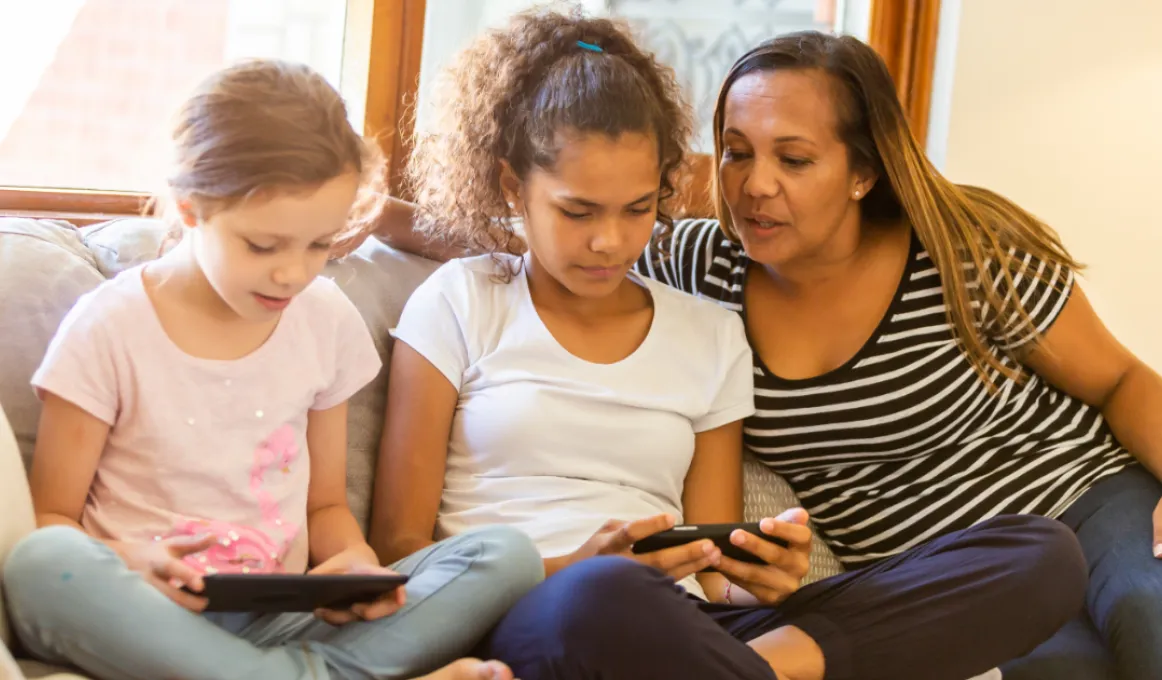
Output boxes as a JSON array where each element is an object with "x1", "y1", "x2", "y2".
[{"x1": 853, "y1": 189, "x2": 862, "y2": 198}]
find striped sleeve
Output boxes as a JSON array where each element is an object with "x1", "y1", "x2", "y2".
[
  {"x1": 635, "y1": 218, "x2": 725, "y2": 296},
  {"x1": 979, "y1": 248, "x2": 1075, "y2": 350}
]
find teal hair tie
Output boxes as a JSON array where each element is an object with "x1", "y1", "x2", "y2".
[{"x1": 576, "y1": 40, "x2": 603, "y2": 53}]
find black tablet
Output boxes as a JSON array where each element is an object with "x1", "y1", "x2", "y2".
[
  {"x1": 631, "y1": 522, "x2": 790, "y2": 567},
  {"x1": 187, "y1": 573, "x2": 409, "y2": 612}
]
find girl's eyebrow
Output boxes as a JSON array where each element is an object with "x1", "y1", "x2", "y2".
[{"x1": 558, "y1": 190, "x2": 657, "y2": 208}]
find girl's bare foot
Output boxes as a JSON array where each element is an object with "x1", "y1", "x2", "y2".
[{"x1": 419, "y1": 658, "x2": 514, "y2": 680}]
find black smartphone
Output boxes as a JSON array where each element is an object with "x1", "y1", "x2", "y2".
[
  {"x1": 184, "y1": 573, "x2": 409, "y2": 612},
  {"x1": 631, "y1": 522, "x2": 789, "y2": 567}
]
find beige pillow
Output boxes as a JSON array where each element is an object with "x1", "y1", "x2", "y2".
[{"x1": 0, "y1": 219, "x2": 105, "y2": 469}]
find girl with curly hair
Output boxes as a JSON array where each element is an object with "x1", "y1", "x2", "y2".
[{"x1": 368, "y1": 8, "x2": 1088, "y2": 680}]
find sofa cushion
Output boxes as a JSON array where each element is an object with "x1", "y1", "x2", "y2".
[
  {"x1": 0, "y1": 404, "x2": 36, "y2": 649},
  {"x1": 743, "y1": 453, "x2": 843, "y2": 584},
  {"x1": 323, "y1": 239, "x2": 440, "y2": 530},
  {"x1": 0, "y1": 219, "x2": 105, "y2": 470}
]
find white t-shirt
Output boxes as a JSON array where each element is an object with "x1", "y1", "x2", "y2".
[{"x1": 393, "y1": 254, "x2": 754, "y2": 597}]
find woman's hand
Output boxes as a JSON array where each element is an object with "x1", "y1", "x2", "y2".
[
  {"x1": 715, "y1": 508, "x2": 813, "y2": 605},
  {"x1": 554, "y1": 514, "x2": 722, "y2": 580},
  {"x1": 112, "y1": 534, "x2": 219, "y2": 612},
  {"x1": 309, "y1": 543, "x2": 407, "y2": 625}
]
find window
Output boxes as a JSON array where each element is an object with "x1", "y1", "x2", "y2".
[
  {"x1": 415, "y1": 0, "x2": 857, "y2": 153},
  {"x1": 0, "y1": 0, "x2": 350, "y2": 193}
]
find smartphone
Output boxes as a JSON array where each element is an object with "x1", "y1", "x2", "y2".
[
  {"x1": 184, "y1": 573, "x2": 409, "y2": 612},
  {"x1": 631, "y1": 522, "x2": 789, "y2": 567}
]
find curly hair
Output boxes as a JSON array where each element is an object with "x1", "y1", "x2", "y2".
[{"x1": 405, "y1": 6, "x2": 693, "y2": 277}]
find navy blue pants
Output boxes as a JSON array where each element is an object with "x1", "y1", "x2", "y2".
[
  {"x1": 1002, "y1": 465, "x2": 1162, "y2": 680},
  {"x1": 482, "y1": 515, "x2": 1086, "y2": 680}
]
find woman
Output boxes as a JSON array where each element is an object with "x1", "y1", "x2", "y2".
[
  {"x1": 365, "y1": 12, "x2": 1086, "y2": 680},
  {"x1": 634, "y1": 32, "x2": 1162, "y2": 680}
]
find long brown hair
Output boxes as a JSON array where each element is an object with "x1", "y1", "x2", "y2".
[
  {"x1": 160, "y1": 58, "x2": 386, "y2": 250},
  {"x1": 711, "y1": 32, "x2": 1080, "y2": 384},
  {"x1": 405, "y1": 7, "x2": 692, "y2": 277}
]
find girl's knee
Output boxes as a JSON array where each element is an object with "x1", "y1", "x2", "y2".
[
  {"x1": 465, "y1": 525, "x2": 545, "y2": 594},
  {"x1": 4, "y1": 526, "x2": 100, "y2": 590}
]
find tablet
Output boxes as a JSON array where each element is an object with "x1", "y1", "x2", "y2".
[
  {"x1": 631, "y1": 522, "x2": 789, "y2": 567},
  {"x1": 186, "y1": 573, "x2": 409, "y2": 613}
]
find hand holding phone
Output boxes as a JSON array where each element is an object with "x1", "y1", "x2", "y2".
[
  {"x1": 714, "y1": 510, "x2": 814, "y2": 605},
  {"x1": 563, "y1": 515, "x2": 722, "y2": 582}
]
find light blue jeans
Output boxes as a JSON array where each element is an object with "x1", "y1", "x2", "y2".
[{"x1": 3, "y1": 524, "x2": 543, "y2": 680}]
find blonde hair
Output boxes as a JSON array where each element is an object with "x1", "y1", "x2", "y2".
[
  {"x1": 158, "y1": 59, "x2": 386, "y2": 251},
  {"x1": 711, "y1": 32, "x2": 1081, "y2": 385}
]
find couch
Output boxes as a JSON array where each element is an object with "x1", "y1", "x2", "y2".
[{"x1": 0, "y1": 216, "x2": 1000, "y2": 679}]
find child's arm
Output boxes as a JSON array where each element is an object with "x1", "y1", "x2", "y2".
[
  {"x1": 29, "y1": 393, "x2": 109, "y2": 531},
  {"x1": 369, "y1": 341, "x2": 458, "y2": 564},
  {"x1": 304, "y1": 401, "x2": 378, "y2": 566},
  {"x1": 305, "y1": 400, "x2": 405, "y2": 625},
  {"x1": 30, "y1": 392, "x2": 214, "y2": 611}
]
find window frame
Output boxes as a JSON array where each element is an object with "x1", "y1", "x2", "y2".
[
  {"x1": 0, "y1": 0, "x2": 427, "y2": 221},
  {"x1": 868, "y1": 0, "x2": 941, "y2": 144}
]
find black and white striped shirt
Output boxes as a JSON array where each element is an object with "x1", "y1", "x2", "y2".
[{"x1": 638, "y1": 219, "x2": 1134, "y2": 567}]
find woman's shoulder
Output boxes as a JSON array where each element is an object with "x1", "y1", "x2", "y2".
[{"x1": 637, "y1": 218, "x2": 745, "y2": 297}]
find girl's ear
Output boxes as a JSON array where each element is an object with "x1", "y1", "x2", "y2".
[{"x1": 498, "y1": 160, "x2": 522, "y2": 212}]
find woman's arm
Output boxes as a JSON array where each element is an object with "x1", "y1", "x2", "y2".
[
  {"x1": 371, "y1": 197, "x2": 462, "y2": 261},
  {"x1": 1021, "y1": 285, "x2": 1162, "y2": 477},
  {"x1": 358, "y1": 197, "x2": 512, "y2": 262},
  {"x1": 29, "y1": 393, "x2": 109, "y2": 531},
  {"x1": 305, "y1": 401, "x2": 376, "y2": 565},
  {"x1": 368, "y1": 342, "x2": 459, "y2": 564}
]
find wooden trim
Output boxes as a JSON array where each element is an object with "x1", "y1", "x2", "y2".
[
  {"x1": 364, "y1": 0, "x2": 427, "y2": 199},
  {"x1": 868, "y1": 0, "x2": 941, "y2": 144},
  {"x1": 0, "y1": 187, "x2": 151, "y2": 222}
]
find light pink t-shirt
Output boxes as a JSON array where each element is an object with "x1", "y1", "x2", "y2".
[{"x1": 31, "y1": 266, "x2": 381, "y2": 574}]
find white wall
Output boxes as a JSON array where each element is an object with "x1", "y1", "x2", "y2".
[{"x1": 935, "y1": 0, "x2": 1162, "y2": 369}]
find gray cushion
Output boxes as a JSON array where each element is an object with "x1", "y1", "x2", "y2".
[{"x1": 0, "y1": 219, "x2": 105, "y2": 469}]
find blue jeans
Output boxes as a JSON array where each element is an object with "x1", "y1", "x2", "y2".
[
  {"x1": 3, "y1": 524, "x2": 544, "y2": 680},
  {"x1": 1002, "y1": 464, "x2": 1162, "y2": 680}
]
